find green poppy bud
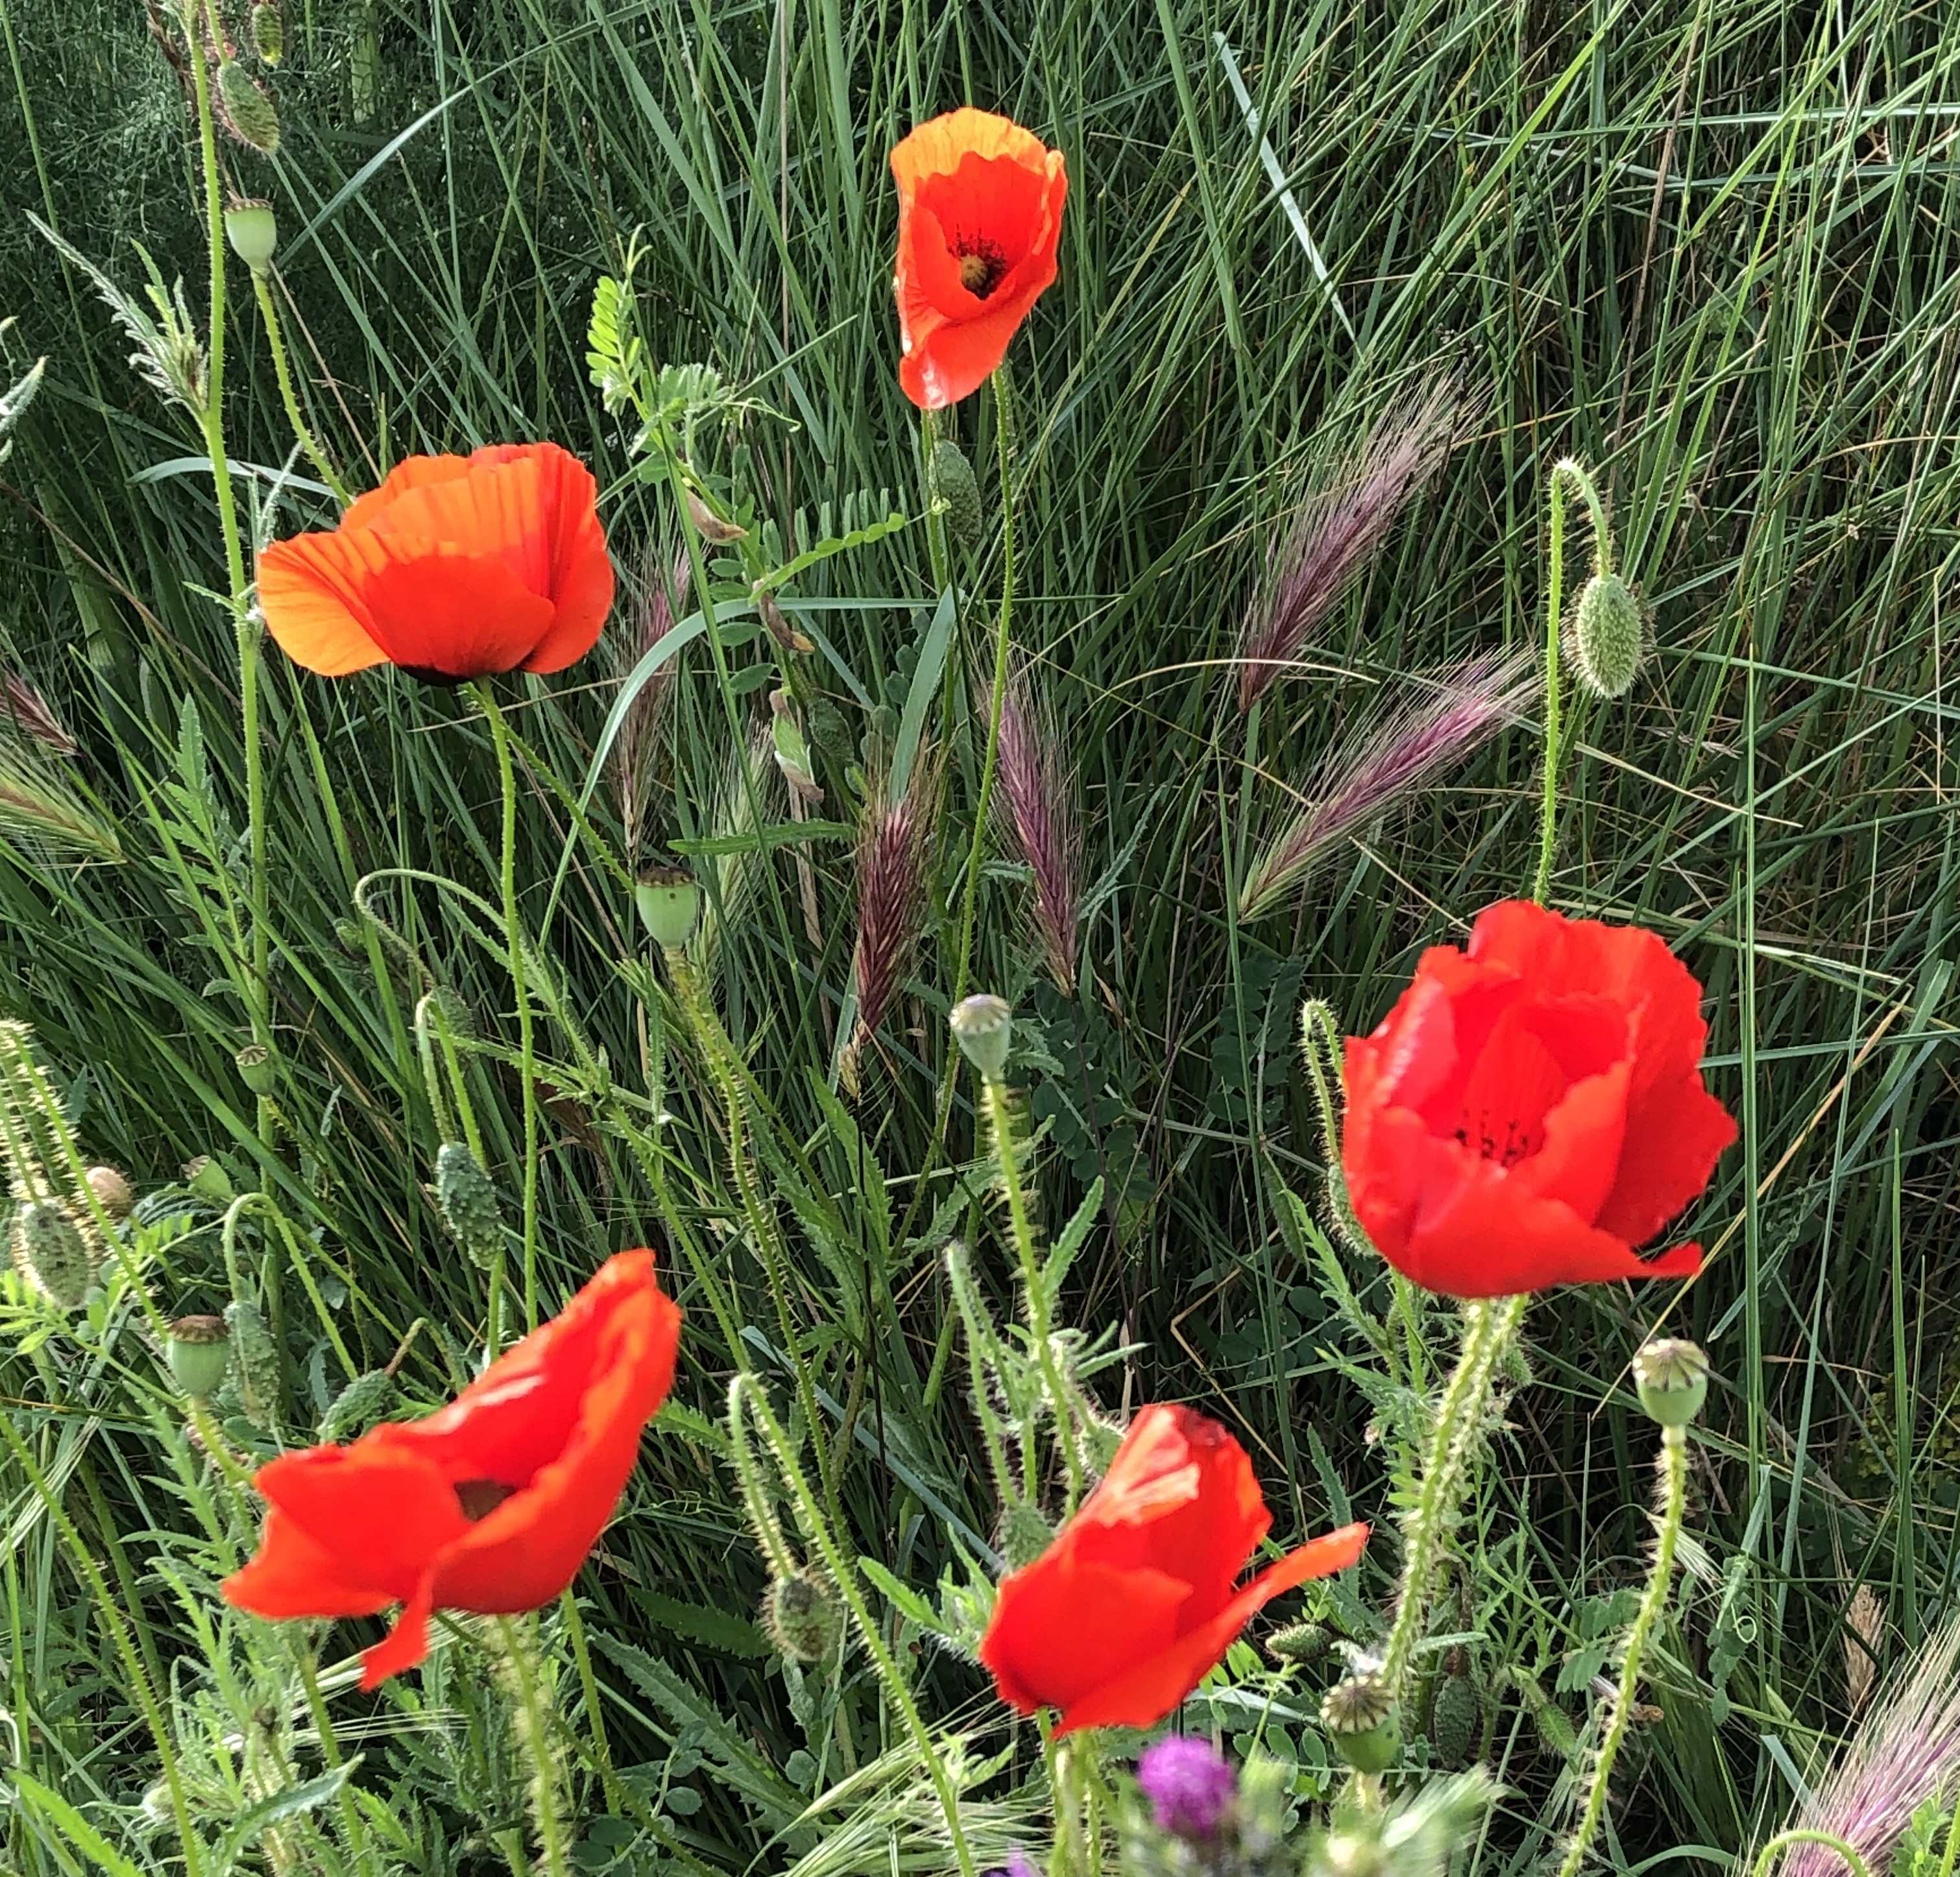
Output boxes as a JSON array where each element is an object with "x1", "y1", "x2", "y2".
[
  {"x1": 165, "y1": 1313, "x2": 232, "y2": 1402},
  {"x1": 320, "y1": 1367, "x2": 399, "y2": 1442},
  {"x1": 224, "y1": 200, "x2": 279, "y2": 276},
  {"x1": 928, "y1": 439, "x2": 983, "y2": 549},
  {"x1": 634, "y1": 866, "x2": 701, "y2": 951},
  {"x1": 949, "y1": 994, "x2": 1012, "y2": 1085},
  {"x1": 1633, "y1": 1337, "x2": 1709, "y2": 1428},
  {"x1": 10, "y1": 1198, "x2": 95, "y2": 1308},
  {"x1": 1322, "y1": 1675, "x2": 1401, "y2": 1773},
  {"x1": 225, "y1": 1298, "x2": 282, "y2": 1425},
  {"x1": 216, "y1": 62, "x2": 282, "y2": 155},
  {"x1": 434, "y1": 1142, "x2": 503, "y2": 1271},
  {"x1": 764, "y1": 1571, "x2": 842, "y2": 1663},
  {"x1": 250, "y1": 1, "x2": 284, "y2": 64},
  {"x1": 1571, "y1": 572, "x2": 1645, "y2": 699},
  {"x1": 236, "y1": 1042, "x2": 276, "y2": 1095},
  {"x1": 998, "y1": 1500, "x2": 1054, "y2": 1569},
  {"x1": 85, "y1": 1164, "x2": 135, "y2": 1221}
]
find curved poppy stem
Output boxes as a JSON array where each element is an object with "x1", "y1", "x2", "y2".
[
  {"x1": 1556, "y1": 1420, "x2": 1689, "y2": 1877},
  {"x1": 1377, "y1": 1293, "x2": 1527, "y2": 1699},
  {"x1": 1749, "y1": 1833, "x2": 1875, "y2": 1877},
  {"x1": 474, "y1": 682, "x2": 541, "y2": 1337},
  {"x1": 250, "y1": 270, "x2": 352, "y2": 507},
  {"x1": 496, "y1": 1614, "x2": 571, "y2": 1877},
  {"x1": 732, "y1": 1375, "x2": 978, "y2": 1877}
]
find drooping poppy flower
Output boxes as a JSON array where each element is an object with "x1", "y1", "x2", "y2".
[
  {"x1": 222, "y1": 1250, "x2": 680, "y2": 1688},
  {"x1": 978, "y1": 1405, "x2": 1368, "y2": 1734},
  {"x1": 890, "y1": 108, "x2": 1067, "y2": 410},
  {"x1": 258, "y1": 441, "x2": 614, "y2": 682},
  {"x1": 1342, "y1": 899, "x2": 1737, "y2": 1299}
]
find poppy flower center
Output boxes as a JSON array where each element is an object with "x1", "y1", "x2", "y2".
[
  {"x1": 957, "y1": 244, "x2": 1008, "y2": 298},
  {"x1": 1453, "y1": 1109, "x2": 1545, "y2": 1169},
  {"x1": 454, "y1": 1478, "x2": 518, "y2": 1521}
]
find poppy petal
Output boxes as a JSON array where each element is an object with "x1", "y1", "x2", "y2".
[
  {"x1": 258, "y1": 535, "x2": 392, "y2": 677},
  {"x1": 219, "y1": 1506, "x2": 396, "y2": 1621},
  {"x1": 341, "y1": 455, "x2": 473, "y2": 533},
  {"x1": 1594, "y1": 1072, "x2": 1737, "y2": 1246},
  {"x1": 520, "y1": 526, "x2": 614, "y2": 673},
  {"x1": 360, "y1": 550, "x2": 556, "y2": 679},
  {"x1": 357, "y1": 1573, "x2": 440, "y2": 1691},
  {"x1": 891, "y1": 108, "x2": 1058, "y2": 199},
  {"x1": 980, "y1": 1557, "x2": 1192, "y2": 1718},
  {"x1": 1053, "y1": 1523, "x2": 1369, "y2": 1735}
]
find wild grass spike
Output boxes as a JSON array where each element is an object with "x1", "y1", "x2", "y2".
[
  {"x1": 994, "y1": 659, "x2": 1081, "y2": 990},
  {"x1": 843, "y1": 760, "x2": 938, "y2": 1093}
]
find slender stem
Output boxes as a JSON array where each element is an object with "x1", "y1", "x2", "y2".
[
  {"x1": 943, "y1": 1242, "x2": 1021, "y2": 1514},
  {"x1": 949, "y1": 367, "x2": 1017, "y2": 1011},
  {"x1": 476, "y1": 683, "x2": 540, "y2": 1334},
  {"x1": 1531, "y1": 465, "x2": 1567, "y2": 907},
  {"x1": 1377, "y1": 1294, "x2": 1527, "y2": 1697},
  {"x1": 498, "y1": 1616, "x2": 570, "y2": 1877},
  {"x1": 726, "y1": 1374, "x2": 801, "y2": 1579},
  {"x1": 1300, "y1": 999, "x2": 1372, "y2": 1257},
  {"x1": 983, "y1": 1074, "x2": 1085, "y2": 1506},
  {"x1": 734, "y1": 1377, "x2": 978, "y2": 1877},
  {"x1": 1749, "y1": 1837, "x2": 1874, "y2": 1877},
  {"x1": 252, "y1": 271, "x2": 351, "y2": 505},
  {"x1": 559, "y1": 1592, "x2": 623, "y2": 1817},
  {"x1": 1557, "y1": 1423, "x2": 1689, "y2": 1877}
]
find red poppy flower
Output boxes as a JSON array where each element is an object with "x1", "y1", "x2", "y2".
[
  {"x1": 221, "y1": 1250, "x2": 680, "y2": 1688},
  {"x1": 890, "y1": 108, "x2": 1067, "y2": 410},
  {"x1": 1342, "y1": 899, "x2": 1737, "y2": 1299},
  {"x1": 978, "y1": 1405, "x2": 1368, "y2": 1735},
  {"x1": 258, "y1": 441, "x2": 614, "y2": 682}
]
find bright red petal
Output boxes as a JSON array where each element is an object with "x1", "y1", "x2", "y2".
[
  {"x1": 258, "y1": 533, "x2": 391, "y2": 677},
  {"x1": 357, "y1": 1574, "x2": 439, "y2": 1689},
  {"x1": 360, "y1": 550, "x2": 555, "y2": 678},
  {"x1": 220, "y1": 1505, "x2": 396, "y2": 1621},
  {"x1": 1595, "y1": 1072, "x2": 1736, "y2": 1246},
  {"x1": 980, "y1": 1556, "x2": 1191, "y2": 1717}
]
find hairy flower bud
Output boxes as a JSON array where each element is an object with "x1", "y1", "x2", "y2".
[
  {"x1": 764, "y1": 1571, "x2": 842, "y2": 1663},
  {"x1": 85, "y1": 1165, "x2": 135, "y2": 1221},
  {"x1": 224, "y1": 200, "x2": 279, "y2": 276},
  {"x1": 226, "y1": 1298, "x2": 282, "y2": 1425},
  {"x1": 435, "y1": 1143, "x2": 503, "y2": 1270},
  {"x1": 321, "y1": 1368, "x2": 400, "y2": 1442},
  {"x1": 634, "y1": 866, "x2": 701, "y2": 951},
  {"x1": 1322, "y1": 1675, "x2": 1401, "y2": 1773},
  {"x1": 1137, "y1": 1735, "x2": 1236, "y2": 1839},
  {"x1": 1267, "y1": 1619, "x2": 1331, "y2": 1665},
  {"x1": 10, "y1": 1198, "x2": 95, "y2": 1307},
  {"x1": 250, "y1": 1, "x2": 284, "y2": 63},
  {"x1": 165, "y1": 1314, "x2": 231, "y2": 1402},
  {"x1": 950, "y1": 994, "x2": 1013, "y2": 1085},
  {"x1": 1571, "y1": 572, "x2": 1645, "y2": 699},
  {"x1": 1633, "y1": 1337, "x2": 1709, "y2": 1428},
  {"x1": 928, "y1": 439, "x2": 983, "y2": 548},
  {"x1": 216, "y1": 62, "x2": 282, "y2": 155},
  {"x1": 998, "y1": 1499, "x2": 1054, "y2": 1569},
  {"x1": 1429, "y1": 1664, "x2": 1485, "y2": 1769}
]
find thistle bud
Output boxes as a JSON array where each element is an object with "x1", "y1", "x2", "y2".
[
  {"x1": 183, "y1": 1156, "x2": 234, "y2": 1203},
  {"x1": 215, "y1": 62, "x2": 282, "y2": 155},
  {"x1": 250, "y1": 1, "x2": 284, "y2": 63},
  {"x1": 635, "y1": 866, "x2": 701, "y2": 951},
  {"x1": 1322, "y1": 1675, "x2": 1401, "y2": 1773},
  {"x1": 1632, "y1": 1337, "x2": 1709, "y2": 1428},
  {"x1": 225, "y1": 1298, "x2": 282, "y2": 1425},
  {"x1": 165, "y1": 1314, "x2": 231, "y2": 1402},
  {"x1": 949, "y1": 995, "x2": 1012, "y2": 1085},
  {"x1": 85, "y1": 1165, "x2": 135, "y2": 1221},
  {"x1": 683, "y1": 489, "x2": 745, "y2": 544},
  {"x1": 928, "y1": 439, "x2": 983, "y2": 549},
  {"x1": 1571, "y1": 572, "x2": 1645, "y2": 699},
  {"x1": 10, "y1": 1199, "x2": 95, "y2": 1308},
  {"x1": 998, "y1": 1500, "x2": 1054, "y2": 1569},
  {"x1": 320, "y1": 1367, "x2": 399, "y2": 1442},
  {"x1": 224, "y1": 200, "x2": 279, "y2": 276},
  {"x1": 434, "y1": 1143, "x2": 503, "y2": 1270},
  {"x1": 1267, "y1": 1619, "x2": 1331, "y2": 1666},
  {"x1": 235, "y1": 1042, "x2": 275, "y2": 1095},
  {"x1": 764, "y1": 1571, "x2": 843, "y2": 1663}
]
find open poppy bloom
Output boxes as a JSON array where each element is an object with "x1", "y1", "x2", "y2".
[
  {"x1": 1342, "y1": 899, "x2": 1737, "y2": 1299},
  {"x1": 258, "y1": 441, "x2": 614, "y2": 682},
  {"x1": 978, "y1": 1405, "x2": 1368, "y2": 1734},
  {"x1": 222, "y1": 1250, "x2": 680, "y2": 1688},
  {"x1": 890, "y1": 108, "x2": 1067, "y2": 409}
]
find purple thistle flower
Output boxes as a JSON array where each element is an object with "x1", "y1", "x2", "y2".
[
  {"x1": 1239, "y1": 650, "x2": 1530, "y2": 921},
  {"x1": 1772, "y1": 1616, "x2": 1960, "y2": 1877},
  {"x1": 1138, "y1": 1735, "x2": 1237, "y2": 1840},
  {"x1": 986, "y1": 1852, "x2": 1042, "y2": 1877},
  {"x1": 843, "y1": 761, "x2": 938, "y2": 1093},
  {"x1": 1237, "y1": 381, "x2": 1467, "y2": 716},
  {"x1": 993, "y1": 659, "x2": 1081, "y2": 991}
]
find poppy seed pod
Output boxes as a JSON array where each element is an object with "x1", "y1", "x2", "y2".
[
  {"x1": 166, "y1": 1314, "x2": 232, "y2": 1402},
  {"x1": 236, "y1": 1043, "x2": 276, "y2": 1095},
  {"x1": 1633, "y1": 1337, "x2": 1709, "y2": 1428},
  {"x1": 1322, "y1": 1675, "x2": 1401, "y2": 1773},
  {"x1": 85, "y1": 1164, "x2": 135, "y2": 1221},
  {"x1": 434, "y1": 1143, "x2": 503, "y2": 1272},
  {"x1": 928, "y1": 439, "x2": 984, "y2": 548},
  {"x1": 764, "y1": 1571, "x2": 843, "y2": 1663},
  {"x1": 634, "y1": 866, "x2": 701, "y2": 951},
  {"x1": 320, "y1": 1368, "x2": 399, "y2": 1442},
  {"x1": 950, "y1": 994, "x2": 1013, "y2": 1085},
  {"x1": 216, "y1": 62, "x2": 282, "y2": 154},
  {"x1": 11, "y1": 1199, "x2": 95, "y2": 1308},
  {"x1": 184, "y1": 1156, "x2": 234, "y2": 1203},
  {"x1": 224, "y1": 200, "x2": 279, "y2": 276},
  {"x1": 1571, "y1": 572, "x2": 1646, "y2": 699}
]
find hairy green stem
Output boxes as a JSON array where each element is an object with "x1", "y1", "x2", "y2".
[
  {"x1": 943, "y1": 1241, "x2": 1021, "y2": 1514},
  {"x1": 498, "y1": 1615, "x2": 570, "y2": 1877},
  {"x1": 1377, "y1": 1294, "x2": 1527, "y2": 1697},
  {"x1": 1558, "y1": 1422, "x2": 1689, "y2": 1877},
  {"x1": 251, "y1": 270, "x2": 350, "y2": 505}
]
